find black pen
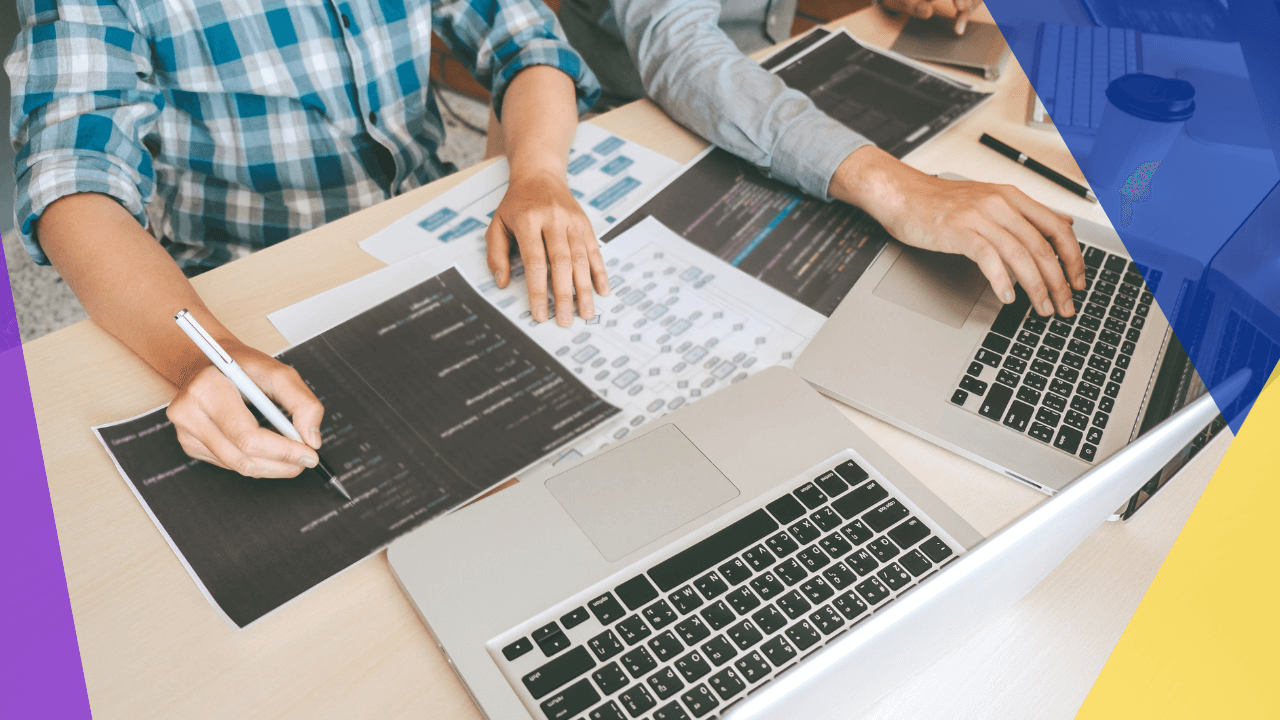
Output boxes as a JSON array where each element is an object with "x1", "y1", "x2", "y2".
[{"x1": 979, "y1": 133, "x2": 1097, "y2": 203}]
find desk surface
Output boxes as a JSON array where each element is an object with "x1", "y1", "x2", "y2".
[{"x1": 24, "y1": 8, "x2": 1230, "y2": 719}]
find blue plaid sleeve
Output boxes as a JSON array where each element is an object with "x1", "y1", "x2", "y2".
[
  {"x1": 431, "y1": 0, "x2": 600, "y2": 120},
  {"x1": 7, "y1": 0, "x2": 162, "y2": 264}
]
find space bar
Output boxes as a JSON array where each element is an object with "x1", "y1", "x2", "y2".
[{"x1": 648, "y1": 509, "x2": 779, "y2": 592}]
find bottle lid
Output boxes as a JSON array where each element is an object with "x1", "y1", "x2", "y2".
[{"x1": 1106, "y1": 74, "x2": 1196, "y2": 123}]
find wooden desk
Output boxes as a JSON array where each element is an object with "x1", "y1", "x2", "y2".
[{"x1": 24, "y1": 7, "x2": 1230, "y2": 719}]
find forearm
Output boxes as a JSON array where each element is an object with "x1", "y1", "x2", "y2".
[
  {"x1": 502, "y1": 66, "x2": 578, "y2": 178},
  {"x1": 37, "y1": 193, "x2": 235, "y2": 387}
]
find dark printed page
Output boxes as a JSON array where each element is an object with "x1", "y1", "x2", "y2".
[{"x1": 96, "y1": 268, "x2": 618, "y2": 627}]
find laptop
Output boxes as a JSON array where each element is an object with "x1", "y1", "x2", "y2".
[{"x1": 387, "y1": 364, "x2": 1233, "y2": 720}]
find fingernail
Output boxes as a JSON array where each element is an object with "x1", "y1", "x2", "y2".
[
  {"x1": 1002, "y1": 289, "x2": 1015, "y2": 303},
  {"x1": 299, "y1": 455, "x2": 317, "y2": 468},
  {"x1": 310, "y1": 428, "x2": 322, "y2": 448},
  {"x1": 1040, "y1": 300, "x2": 1055, "y2": 316},
  {"x1": 1075, "y1": 273, "x2": 1086, "y2": 289},
  {"x1": 956, "y1": 18, "x2": 967, "y2": 34}
]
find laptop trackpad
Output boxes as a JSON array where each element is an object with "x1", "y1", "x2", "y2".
[
  {"x1": 546, "y1": 424, "x2": 740, "y2": 562},
  {"x1": 872, "y1": 246, "x2": 988, "y2": 328}
]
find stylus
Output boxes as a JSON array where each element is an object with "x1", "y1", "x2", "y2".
[{"x1": 979, "y1": 133, "x2": 1098, "y2": 202}]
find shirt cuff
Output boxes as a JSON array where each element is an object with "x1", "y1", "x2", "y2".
[
  {"x1": 15, "y1": 154, "x2": 151, "y2": 265},
  {"x1": 770, "y1": 113, "x2": 874, "y2": 202},
  {"x1": 491, "y1": 38, "x2": 602, "y2": 121}
]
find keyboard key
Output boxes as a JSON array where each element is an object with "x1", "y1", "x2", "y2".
[
  {"x1": 734, "y1": 651, "x2": 772, "y2": 684},
  {"x1": 813, "y1": 471, "x2": 849, "y2": 498},
  {"x1": 741, "y1": 545, "x2": 774, "y2": 572},
  {"x1": 1065, "y1": 409, "x2": 1089, "y2": 430},
  {"x1": 974, "y1": 348, "x2": 1001, "y2": 367},
  {"x1": 646, "y1": 667, "x2": 685, "y2": 701},
  {"x1": 832, "y1": 481, "x2": 889, "y2": 519},
  {"x1": 1077, "y1": 382, "x2": 1100, "y2": 401},
  {"x1": 864, "y1": 499, "x2": 910, "y2": 532},
  {"x1": 823, "y1": 562, "x2": 858, "y2": 590},
  {"x1": 867, "y1": 537, "x2": 899, "y2": 562},
  {"x1": 524, "y1": 646, "x2": 598, "y2": 699},
  {"x1": 751, "y1": 604, "x2": 788, "y2": 635},
  {"x1": 996, "y1": 369, "x2": 1020, "y2": 387},
  {"x1": 819, "y1": 532, "x2": 853, "y2": 559},
  {"x1": 541, "y1": 679, "x2": 601, "y2": 720},
  {"x1": 1049, "y1": 376, "x2": 1074, "y2": 396},
  {"x1": 680, "y1": 684, "x2": 719, "y2": 718},
  {"x1": 877, "y1": 563, "x2": 912, "y2": 591},
  {"x1": 1023, "y1": 372, "x2": 1047, "y2": 391},
  {"x1": 700, "y1": 635, "x2": 737, "y2": 666},
  {"x1": 765, "y1": 495, "x2": 805, "y2": 524},
  {"x1": 785, "y1": 620, "x2": 823, "y2": 651},
  {"x1": 810, "y1": 506, "x2": 842, "y2": 532},
  {"x1": 693, "y1": 572, "x2": 729, "y2": 600},
  {"x1": 900, "y1": 549, "x2": 933, "y2": 577},
  {"x1": 594, "y1": 662, "x2": 631, "y2": 695},
  {"x1": 651, "y1": 702, "x2": 688, "y2": 720},
  {"x1": 833, "y1": 591, "x2": 869, "y2": 620},
  {"x1": 619, "y1": 683, "x2": 657, "y2": 717},
  {"x1": 951, "y1": 387, "x2": 968, "y2": 407},
  {"x1": 616, "y1": 576, "x2": 660, "y2": 611},
  {"x1": 708, "y1": 667, "x2": 746, "y2": 701},
  {"x1": 796, "y1": 545, "x2": 830, "y2": 573},
  {"x1": 1044, "y1": 392, "x2": 1068, "y2": 413},
  {"x1": 887, "y1": 517, "x2": 930, "y2": 549},
  {"x1": 978, "y1": 382, "x2": 1014, "y2": 421},
  {"x1": 724, "y1": 586, "x2": 760, "y2": 615},
  {"x1": 766, "y1": 532, "x2": 799, "y2": 558},
  {"x1": 700, "y1": 601, "x2": 735, "y2": 631},
  {"x1": 647, "y1": 632, "x2": 684, "y2": 663},
  {"x1": 799, "y1": 577, "x2": 835, "y2": 604},
  {"x1": 1003, "y1": 355, "x2": 1027, "y2": 373},
  {"x1": 591, "y1": 700, "x2": 629, "y2": 720},
  {"x1": 649, "y1": 510, "x2": 780, "y2": 593},
  {"x1": 561, "y1": 607, "x2": 590, "y2": 630},
  {"x1": 991, "y1": 286, "x2": 1032, "y2": 337},
  {"x1": 675, "y1": 615, "x2": 711, "y2": 646},
  {"x1": 1080, "y1": 443, "x2": 1098, "y2": 462},
  {"x1": 846, "y1": 548, "x2": 879, "y2": 576},
  {"x1": 503, "y1": 637, "x2": 533, "y2": 661},
  {"x1": 642, "y1": 600, "x2": 679, "y2": 631},
  {"x1": 589, "y1": 593, "x2": 627, "y2": 625},
  {"x1": 1054, "y1": 426, "x2": 1082, "y2": 454},
  {"x1": 793, "y1": 482, "x2": 828, "y2": 509},
  {"x1": 674, "y1": 650, "x2": 711, "y2": 683},
  {"x1": 534, "y1": 625, "x2": 572, "y2": 657},
  {"x1": 774, "y1": 558, "x2": 808, "y2": 586},
  {"x1": 1093, "y1": 412, "x2": 1109, "y2": 429},
  {"x1": 855, "y1": 577, "x2": 892, "y2": 605},
  {"x1": 589, "y1": 630, "x2": 625, "y2": 662},
  {"x1": 1082, "y1": 368, "x2": 1105, "y2": 387},
  {"x1": 788, "y1": 519, "x2": 821, "y2": 544},
  {"x1": 621, "y1": 647, "x2": 658, "y2": 678},
  {"x1": 1003, "y1": 400, "x2": 1033, "y2": 432},
  {"x1": 841, "y1": 519, "x2": 875, "y2": 545},
  {"x1": 1099, "y1": 396, "x2": 1114, "y2": 413},
  {"x1": 726, "y1": 619, "x2": 764, "y2": 651},
  {"x1": 760, "y1": 635, "x2": 798, "y2": 668},
  {"x1": 777, "y1": 590, "x2": 812, "y2": 619},
  {"x1": 982, "y1": 332, "x2": 1011, "y2": 353},
  {"x1": 1029, "y1": 421, "x2": 1055, "y2": 443},
  {"x1": 1035, "y1": 345, "x2": 1061, "y2": 364},
  {"x1": 919, "y1": 537, "x2": 953, "y2": 563},
  {"x1": 1041, "y1": 333, "x2": 1064, "y2": 350},
  {"x1": 1083, "y1": 246, "x2": 1106, "y2": 268},
  {"x1": 617, "y1": 616, "x2": 652, "y2": 646},
  {"x1": 809, "y1": 605, "x2": 845, "y2": 635},
  {"x1": 718, "y1": 558, "x2": 752, "y2": 585},
  {"x1": 749, "y1": 572, "x2": 784, "y2": 601},
  {"x1": 669, "y1": 586, "x2": 703, "y2": 615}
]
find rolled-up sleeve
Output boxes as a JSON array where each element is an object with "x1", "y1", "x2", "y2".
[
  {"x1": 615, "y1": 0, "x2": 871, "y2": 200},
  {"x1": 431, "y1": 0, "x2": 601, "y2": 121},
  {"x1": 6, "y1": 0, "x2": 162, "y2": 265}
]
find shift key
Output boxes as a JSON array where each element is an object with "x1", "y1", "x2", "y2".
[
  {"x1": 539, "y1": 678, "x2": 600, "y2": 720},
  {"x1": 523, "y1": 646, "x2": 596, "y2": 699},
  {"x1": 978, "y1": 383, "x2": 1014, "y2": 421}
]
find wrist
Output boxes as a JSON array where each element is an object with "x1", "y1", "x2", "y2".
[{"x1": 827, "y1": 146, "x2": 918, "y2": 219}]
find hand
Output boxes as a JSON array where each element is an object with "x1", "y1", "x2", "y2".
[
  {"x1": 832, "y1": 147, "x2": 1086, "y2": 317},
  {"x1": 167, "y1": 344, "x2": 325, "y2": 478},
  {"x1": 486, "y1": 170, "x2": 610, "y2": 327},
  {"x1": 880, "y1": 0, "x2": 985, "y2": 34}
]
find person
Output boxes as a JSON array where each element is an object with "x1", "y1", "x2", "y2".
[
  {"x1": 554, "y1": 0, "x2": 1087, "y2": 317},
  {"x1": 7, "y1": 0, "x2": 605, "y2": 479}
]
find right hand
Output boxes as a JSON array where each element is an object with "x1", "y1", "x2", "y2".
[
  {"x1": 167, "y1": 344, "x2": 325, "y2": 478},
  {"x1": 881, "y1": 0, "x2": 985, "y2": 34}
]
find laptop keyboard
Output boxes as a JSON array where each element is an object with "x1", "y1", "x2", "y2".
[
  {"x1": 1034, "y1": 23, "x2": 1141, "y2": 131},
  {"x1": 493, "y1": 454, "x2": 961, "y2": 720},
  {"x1": 949, "y1": 243, "x2": 1157, "y2": 463}
]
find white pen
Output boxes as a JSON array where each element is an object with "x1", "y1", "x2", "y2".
[{"x1": 174, "y1": 309, "x2": 351, "y2": 500}]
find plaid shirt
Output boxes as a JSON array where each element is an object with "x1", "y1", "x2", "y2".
[{"x1": 7, "y1": 0, "x2": 599, "y2": 274}]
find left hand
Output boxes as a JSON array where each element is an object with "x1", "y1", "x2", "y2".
[
  {"x1": 485, "y1": 170, "x2": 610, "y2": 327},
  {"x1": 880, "y1": 0, "x2": 985, "y2": 34}
]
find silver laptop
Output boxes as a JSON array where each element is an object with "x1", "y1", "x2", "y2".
[
  {"x1": 794, "y1": 213, "x2": 1177, "y2": 494},
  {"x1": 388, "y1": 365, "x2": 1231, "y2": 720}
]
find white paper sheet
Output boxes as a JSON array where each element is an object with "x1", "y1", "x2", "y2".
[{"x1": 359, "y1": 123, "x2": 681, "y2": 265}]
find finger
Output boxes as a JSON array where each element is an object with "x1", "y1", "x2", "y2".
[
  {"x1": 954, "y1": 9, "x2": 969, "y2": 34},
  {"x1": 175, "y1": 430, "x2": 229, "y2": 470},
  {"x1": 197, "y1": 389, "x2": 319, "y2": 474},
  {"x1": 542, "y1": 222, "x2": 577, "y2": 328},
  {"x1": 884, "y1": 0, "x2": 934, "y2": 17},
  {"x1": 986, "y1": 199, "x2": 1076, "y2": 317},
  {"x1": 485, "y1": 216, "x2": 512, "y2": 289},
  {"x1": 580, "y1": 221, "x2": 611, "y2": 296},
  {"x1": 1005, "y1": 192, "x2": 1087, "y2": 291},
  {"x1": 513, "y1": 217, "x2": 551, "y2": 322},
  {"x1": 568, "y1": 223, "x2": 597, "y2": 320},
  {"x1": 184, "y1": 411, "x2": 310, "y2": 478},
  {"x1": 257, "y1": 364, "x2": 326, "y2": 449},
  {"x1": 973, "y1": 215, "x2": 1056, "y2": 317},
  {"x1": 959, "y1": 231, "x2": 1016, "y2": 304},
  {"x1": 911, "y1": 0, "x2": 935, "y2": 18}
]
